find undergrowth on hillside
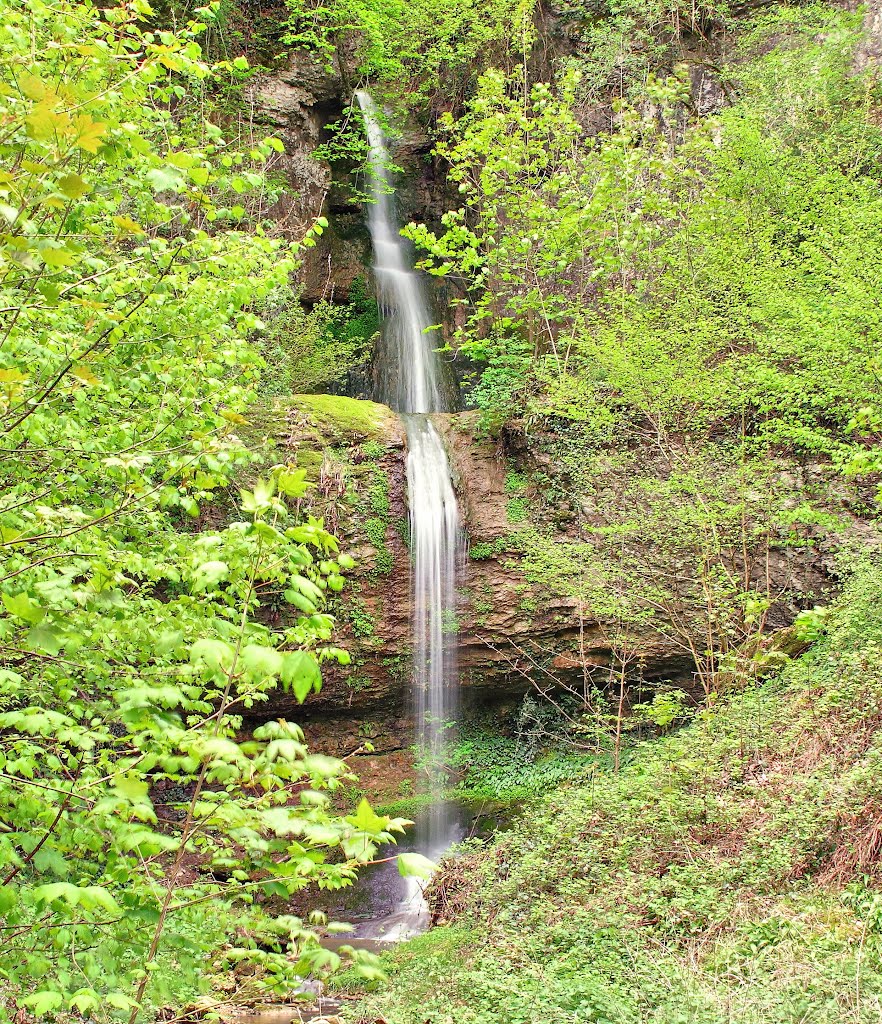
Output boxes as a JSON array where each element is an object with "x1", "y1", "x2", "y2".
[{"x1": 347, "y1": 562, "x2": 882, "y2": 1023}]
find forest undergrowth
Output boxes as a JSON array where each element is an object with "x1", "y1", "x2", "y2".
[{"x1": 346, "y1": 562, "x2": 882, "y2": 1023}]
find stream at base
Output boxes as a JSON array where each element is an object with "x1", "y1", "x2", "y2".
[
  {"x1": 318, "y1": 800, "x2": 509, "y2": 944},
  {"x1": 232, "y1": 801, "x2": 514, "y2": 1023}
]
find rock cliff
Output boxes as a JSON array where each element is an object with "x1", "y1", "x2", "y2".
[{"x1": 245, "y1": 396, "x2": 874, "y2": 752}]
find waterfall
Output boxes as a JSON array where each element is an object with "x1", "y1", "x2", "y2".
[
  {"x1": 356, "y1": 91, "x2": 444, "y2": 415},
  {"x1": 356, "y1": 92, "x2": 462, "y2": 873}
]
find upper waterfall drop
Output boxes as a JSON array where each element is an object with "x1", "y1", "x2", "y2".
[{"x1": 355, "y1": 90, "x2": 445, "y2": 415}]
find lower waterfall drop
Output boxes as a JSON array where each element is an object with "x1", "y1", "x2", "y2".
[{"x1": 355, "y1": 91, "x2": 464, "y2": 938}]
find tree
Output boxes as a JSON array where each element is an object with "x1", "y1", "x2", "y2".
[{"x1": 0, "y1": 1, "x2": 420, "y2": 1015}]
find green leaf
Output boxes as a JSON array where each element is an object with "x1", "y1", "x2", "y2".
[
  {"x1": 261, "y1": 806, "x2": 303, "y2": 836},
  {"x1": 113, "y1": 775, "x2": 150, "y2": 803},
  {"x1": 188, "y1": 165, "x2": 210, "y2": 186},
  {"x1": 241, "y1": 644, "x2": 283, "y2": 681},
  {"x1": 0, "y1": 669, "x2": 25, "y2": 694},
  {"x1": 347, "y1": 798, "x2": 388, "y2": 835},
  {"x1": 39, "y1": 243, "x2": 77, "y2": 268},
  {"x1": 145, "y1": 166, "x2": 184, "y2": 192},
  {"x1": 284, "y1": 590, "x2": 317, "y2": 614},
  {"x1": 33, "y1": 881, "x2": 83, "y2": 907},
  {"x1": 288, "y1": 574, "x2": 324, "y2": 603},
  {"x1": 2, "y1": 592, "x2": 45, "y2": 625},
  {"x1": 155, "y1": 628, "x2": 185, "y2": 656},
  {"x1": 106, "y1": 993, "x2": 138, "y2": 1010},
  {"x1": 276, "y1": 467, "x2": 309, "y2": 497},
  {"x1": 279, "y1": 650, "x2": 322, "y2": 701},
  {"x1": 397, "y1": 852, "x2": 436, "y2": 878},
  {"x1": 0, "y1": 884, "x2": 17, "y2": 913},
  {"x1": 57, "y1": 173, "x2": 90, "y2": 199},
  {"x1": 26, "y1": 623, "x2": 63, "y2": 656},
  {"x1": 192, "y1": 559, "x2": 229, "y2": 590},
  {"x1": 190, "y1": 637, "x2": 235, "y2": 671},
  {"x1": 22, "y1": 992, "x2": 63, "y2": 1014},
  {"x1": 69, "y1": 990, "x2": 100, "y2": 1013}
]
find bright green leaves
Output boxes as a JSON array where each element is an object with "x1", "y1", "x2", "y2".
[
  {"x1": 32, "y1": 882, "x2": 120, "y2": 914},
  {"x1": 26, "y1": 623, "x2": 64, "y2": 656},
  {"x1": 397, "y1": 851, "x2": 436, "y2": 878},
  {"x1": 280, "y1": 650, "x2": 322, "y2": 701},
  {"x1": 145, "y1": 166, "x2": 185, "y2": 193},
  {"x1": 190, "y1": 637, "x2": 235, "y2": 673},
  {"x1": 240, "y1": 477, "x2": 282, "y2": 515},
  {"x1": 2, "y1": 591, "x2": 44, "y2": 624},
  {"x1": 276, "y1": 465, "x2": 310, "y2": 498},
  {"x1": 21, "y1": 992, "x2": 64, "y2": 1015},
  {"x1": 0, "y1": 0, "x2": 371, "y2": 1014},
  {"x1": 240, "y1": 643, "x2": 284, "y2": 681},
  {"x1": 0, "y1": 884, "x2": 17, "y2": 913},
  {"x1": 341, "y1": 799, "x2": 411, "y2": 862},
  {"x1": 57, "y1": 173, "x2": 89, "y2": 199}
]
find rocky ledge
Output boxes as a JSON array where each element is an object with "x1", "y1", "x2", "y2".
[{"x1": 242, "y1": 395, "x2": 877, "y2": 753}]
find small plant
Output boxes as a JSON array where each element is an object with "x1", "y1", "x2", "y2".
[
  {"x1": 361, "y1": 440, "x2": 387, "y2": 460},
  {"x1": 441, "y1": 608, "x2": 461, "y2": 634},
  {"x1": 505, "y1": 496, "x2": 529, "y2": 523},
  {"x1": 632, "y1": 688, "x2": 693, "y2": 731},
  {"x1": 504, "y1": 470, "x2": 528, "y2": 493}
]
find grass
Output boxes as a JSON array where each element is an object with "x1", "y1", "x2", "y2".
[{"x1": 344, "y1": 562, "x2": 882, "y2": 1023}]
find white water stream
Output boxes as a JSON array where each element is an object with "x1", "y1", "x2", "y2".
[{"x1": 355, "y1": 91, "x2": 463, "y2": 939}]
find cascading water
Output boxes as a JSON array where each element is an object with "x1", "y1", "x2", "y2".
[
  {"x1": 355, "y1": 91, "x2": 463, "y2": 938},
  {"x1": 356, "y1": 91, "x2": 444, "y2": 415}
]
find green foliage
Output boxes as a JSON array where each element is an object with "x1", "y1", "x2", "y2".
[
  {"x1": 366, "y1": 517, "x2": 394, "y2": 575},
  {"x1": 0, "y1": 1, "x2": 407, "y2": 1015},
  {"x1": 357, "y1": 562, "x2": 882, "y2": 1023},
  {"x1": 260, "y1": 282, "x2": 378, "y2": 397},
  {"x1": 503, "y1": 470, "x2": 527, "y2": 494},
  {"x1": 284, "y1": 0, "x2": 537, "y2": 108},
  {"x1": 361, "y1": 455, "x2": 394, "y2": 575},
  {"x1": 468, "y1": 535, "x2": 517, "y2": 560},
  {"x1": 408, "y1": 5, "x2": 882, "y2": 474},
  {"x1": 504, "y1": 496, "x2": 529, "y2": 524},
  {"x1": 451, "y1": 732, "x2": 597, "y2": 801},
  {"x1": 346, "y1": 598, "x2": 377, "y2": 639}
]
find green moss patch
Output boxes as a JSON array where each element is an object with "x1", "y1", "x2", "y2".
[{"x1": 288, "y1": 393, "x2": 398, "y2": 444}]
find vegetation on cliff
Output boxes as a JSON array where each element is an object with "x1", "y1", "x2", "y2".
[
  {"x1": 337, "y1": 3, "x2": 882, "y2": 1022},
  {"x1": 352, "y1": 563, "x2": 882, "y2": 1023}
]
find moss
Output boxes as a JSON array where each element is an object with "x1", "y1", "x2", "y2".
[
  {"x1": 289, "y1": 393, "x2": 398, "y2": 443},
  {"x1": 243, "y1": 394, "x2": 398, "y2": 455},
  {"x1": 294, "y1": 448, "x2": 323, "y2": 471},
  {"x1": 374, "y1": 793, "x2": 438, "y2": 818}
]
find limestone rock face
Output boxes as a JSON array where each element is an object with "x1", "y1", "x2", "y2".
[
  {"x1": 246, "y1": 399, "x2": 873, "y2": 749},
  {"x1": 249, "y1": 53, "x2": 340, "y2": 239}
]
